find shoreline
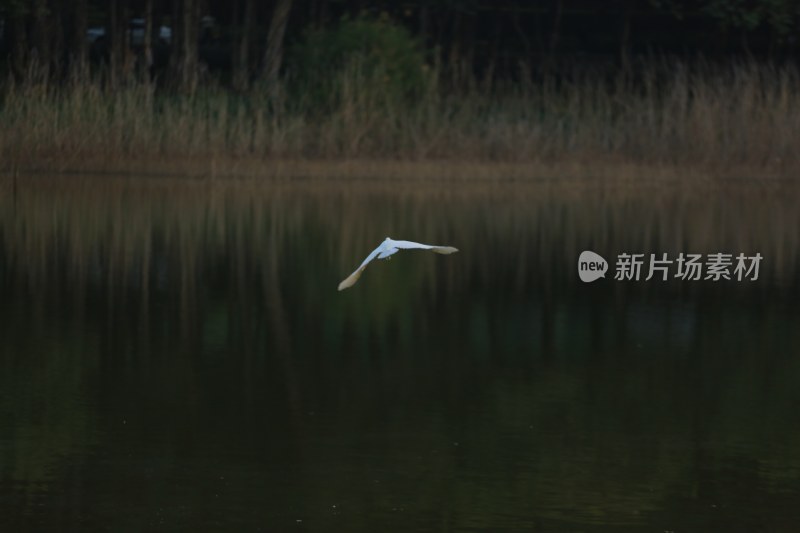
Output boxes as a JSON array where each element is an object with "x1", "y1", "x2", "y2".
[{"x1": 2, "y1": 156, "x2": 795, "y2": 184}]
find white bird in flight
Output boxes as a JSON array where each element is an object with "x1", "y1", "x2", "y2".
[{"x1": 338, "y1": 237, "x2": 459, "y2": 291}]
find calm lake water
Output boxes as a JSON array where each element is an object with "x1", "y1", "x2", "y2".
[{"x1": 1, "y1": 176, "x2": 799, "y2": 531}]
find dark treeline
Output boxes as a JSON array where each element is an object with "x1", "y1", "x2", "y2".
[{"x1": 0, "y1": 0, "x2": 799, "y2": 89}]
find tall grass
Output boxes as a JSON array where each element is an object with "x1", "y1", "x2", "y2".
[{"x1": 1, "y1": 61, "x2": 798, "y2": 176}]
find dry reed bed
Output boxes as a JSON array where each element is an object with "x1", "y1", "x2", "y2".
[{"x1": 1, "y1": 63, "x2": 799, "y2": 177}]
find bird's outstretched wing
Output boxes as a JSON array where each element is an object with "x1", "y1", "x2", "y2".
[
  {"x1": 390, "y1": 240, "x2": 459, "y2": 255},
  {"x1": 337, "y1": 245, "x2": 384, "y2": 291}
]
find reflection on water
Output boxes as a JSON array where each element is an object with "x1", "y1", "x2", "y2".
[{"x1": 1, "y1": 177, "x2": 800, "y2": 531}]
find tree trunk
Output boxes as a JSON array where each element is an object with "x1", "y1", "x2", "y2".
[
  {"x1": 620, "y1": 1, "x2": 633, "y2": 75},
  {"x1": 10, "y1": 11, "x2": 29, "y2": 79},
  {"x1": 53, "y1": 0, "x2": 66, "y2": 75},
  {"x1": 262, "y1": 0, "x2": 293, "y2": 92},
  {"x1": 105, "y1": 0, "x2": 119, "y2": 87},
  {"x1": 32, "y1": 0, "x2": 50, "y2": 76},
  {"x1": 486, "y1": 12, "x2": 503, "y2": 86},
  {"x1": 109, "y1": 0, "x2": 121, "y2": 86},
  {"x1": 73, "y1": 0, "x2": 89, "y2": 77},
  {"x1": 233, "y1": 0, "x2": 255, "y2": 91},
  {"x1": 169, "y1": 0, "x2": 197, "y2": 90},
  {"x1": 546, "y1": 0, "x2": 563, "y2": 72},
  {"x1": 122, "y1": 1, "x2": 133, "y2": 80},
  {"x1": 542, "y1": 0, "x2": 564, "y2": 72},
  {"x1": 180, "y1": 0, "x2": 199, "y2": 91},
  {"x1": 449, "y1": 11, "x2": 462, "y2": 83},
  {"x1": 142, "y1": 0, "x2": 153, "y2": 79},
  {"x1": 463, "y1": 11, "x2": 476, "y2": 81},
  {"x1": 170, "y1": 0, "x2": 180, "y2": 83},
  {"x1": 512, "y1": 11, "x2": 531, "y2": 65},
  {"x1": 169, "y1": 0, "x2": 200, "y2": 91}
]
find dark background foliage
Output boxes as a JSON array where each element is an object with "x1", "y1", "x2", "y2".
[{"x1": 1, "y1": 0, "x2": 798, "y2": 89}]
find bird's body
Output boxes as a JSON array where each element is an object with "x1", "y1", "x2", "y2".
[{"x1": 338, "y1": 237, "x2": 458, "y2": 291}]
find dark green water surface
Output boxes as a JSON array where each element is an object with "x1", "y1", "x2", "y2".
[{"x1": 1, "y1": 177, "x2": 799, "y2": 531}]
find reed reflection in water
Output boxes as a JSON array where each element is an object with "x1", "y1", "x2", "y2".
[{"x1": 0, "y1": 176, "x2": 799, "y2": 531}]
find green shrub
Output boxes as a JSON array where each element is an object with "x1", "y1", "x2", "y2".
[{"x1": 288, "y1": 14, "x2": 427, "y2": 109}]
